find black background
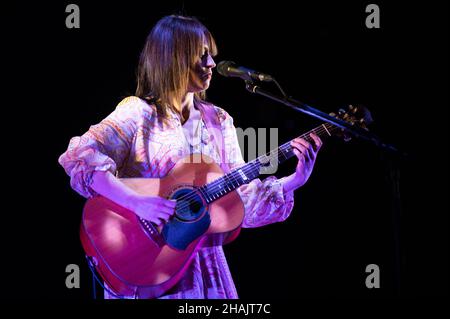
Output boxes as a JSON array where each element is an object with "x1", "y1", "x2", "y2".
[{"x1": 2, "y1": 0, "x2": 448, "y2": 302}]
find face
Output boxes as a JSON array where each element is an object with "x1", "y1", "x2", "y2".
[{"x1": 188, "y1": 43, "x2": 216, "y2": 93}]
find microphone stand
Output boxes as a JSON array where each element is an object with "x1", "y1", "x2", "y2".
[
  {"x1": 244, "y1": 79, "x2": 404, "y2": 295},
  {"x1": 244, "y1": 80, "x2": 401, "y2": 155}
]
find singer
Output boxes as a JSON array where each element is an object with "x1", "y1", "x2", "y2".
[{"x1": 58, "y1": 14, "x2": 322, "y2": 299}]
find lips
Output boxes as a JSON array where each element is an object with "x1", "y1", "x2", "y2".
[{"x1": 202, "y1": 73, "x2": 212, "y2": 79}]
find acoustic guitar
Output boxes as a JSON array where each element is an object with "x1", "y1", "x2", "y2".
[{"x1": 80, "y1": 105, "x2": 371, "y2": 298}]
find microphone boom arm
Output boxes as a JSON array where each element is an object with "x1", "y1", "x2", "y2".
[{"x1": 244, "y1": 80, "x2": 401, "y2": 154}]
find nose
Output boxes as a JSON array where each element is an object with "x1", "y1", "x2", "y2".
[{"x1": 205, "y1": 54, "x2": 216, "y2": 69}]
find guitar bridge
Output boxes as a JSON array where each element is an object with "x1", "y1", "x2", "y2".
[{"x1": 138, "y1": 217, "x2": 166, "y2": 248}]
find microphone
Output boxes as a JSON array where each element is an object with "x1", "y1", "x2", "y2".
[{"x1": 216, "y1": 61, "x2": 273, "y2": 82}]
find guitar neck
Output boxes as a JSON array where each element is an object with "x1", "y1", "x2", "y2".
[{"x1": 198, "y1": 122, "x2": 338, "y2": 204}]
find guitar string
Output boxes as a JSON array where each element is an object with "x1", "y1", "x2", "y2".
[
  {"x1": 172, "y1": 124, "x2": 337, "y2": 210},
  {"x1": 171, "y1": 124, "x2": 338, "y2": 211},
  {"x1": 175, "y1": 139, "x2": 303, "y2": 206},
  {"x1": 172, "y1": 124, "x2": 338, "y2": 210},
  {"x1": 199, "y1": 123, "x2": 338, "y2": 194},
  {"x1": 196, "y1": 124, "x2": 335, "y2": 195}
]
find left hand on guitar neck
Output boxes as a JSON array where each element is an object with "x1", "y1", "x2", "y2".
[{"x1": 282, "y1": 133, "x2": 323, "y2": 193}]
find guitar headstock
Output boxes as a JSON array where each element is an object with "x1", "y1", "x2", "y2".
[{"x1": 329, "y1": 104, "x2": 373, "y2": 141}]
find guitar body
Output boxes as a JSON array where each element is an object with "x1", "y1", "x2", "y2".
[
  {"x1": 80, "y1": 154, "x2": 244, "y2": 298},
  {"x1": 77, "y1": 104, "x2": 367, "y2": 299}
]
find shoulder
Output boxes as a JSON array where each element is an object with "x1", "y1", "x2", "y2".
[
  {"x1": 111, "y1": 96, "x2": 156, "y2": 121},
  {"x1": 116, "y1": 96, "x2": 154, "y2": 112}
]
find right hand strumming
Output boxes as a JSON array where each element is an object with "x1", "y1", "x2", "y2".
[{"x1": 130, "y1": 195, "x2": 176, "y2": 226}]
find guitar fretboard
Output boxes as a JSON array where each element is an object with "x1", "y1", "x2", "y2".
[{"x1": 197, "y1": 122, "x2": 337, "y2": 204}]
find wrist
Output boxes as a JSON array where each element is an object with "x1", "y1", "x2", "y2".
[{"x1": 282, "y1": 173, "x2": 304, "y2": 193}]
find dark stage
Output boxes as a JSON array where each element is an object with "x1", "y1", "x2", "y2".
[{"x1": 1, "y1": 0, "x2": 448, "y2": 305}]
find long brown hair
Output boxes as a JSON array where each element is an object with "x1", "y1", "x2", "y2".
[{"x1": 136, "y1": 15, "x2": 218, "y2": 120}]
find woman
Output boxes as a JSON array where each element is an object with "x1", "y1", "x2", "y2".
[{"x1": 58, "y1": 15, "x2": 322, "y2": 299}]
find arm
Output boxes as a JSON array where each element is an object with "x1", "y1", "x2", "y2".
[
  {"x1": 90, "y1": 170, "x2": 175, "y2": 225},
  {"x1": 58, "y1": 97, "x2": 175, "y2": 224},
  {"x1": 281, "y1": 133, "x2": 323, "y2": 193},
  {"x1": 218, "y1": 108, "x2": 294, "y2": 228},
  {"x1": 218, "y1": 108, "x2": 322, "y2": 228},
  {"x1": 90, "y1": 170, "x2": 138, "y2": 211},
  {"x1": 58, "y1": 96, "x2": 142, "y2": 198},
  {"x1": 280, "y1": 173, "x2": 302, "y2": 193}
]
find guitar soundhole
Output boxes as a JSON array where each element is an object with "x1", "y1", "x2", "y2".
[{"x1": 170, "y1": 187, "x2": 206, "y2": 222}]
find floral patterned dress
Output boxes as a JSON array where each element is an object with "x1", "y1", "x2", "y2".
[{"x1": 58, "y1": 96, "x2": 294, "y2": 299}]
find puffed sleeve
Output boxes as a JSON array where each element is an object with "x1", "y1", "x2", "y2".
[
  {"x1": 218, "y1": 107, "x2": 295, "y2": 228},
  {"x1": 58, "y1": 96, "x2": 145, "y2": 198}
]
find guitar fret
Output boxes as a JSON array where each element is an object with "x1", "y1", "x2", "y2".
[
  {"x1": 200, "y1": 122, "x2": 338, "y2": 203},
  {"x1": 322, "y1": 123, "x2": 332, "y2": 136}
]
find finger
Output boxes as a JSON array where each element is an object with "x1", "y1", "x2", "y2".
[
  {"x1": 161, "y1": 198, "x2": 177, "y2": 208},
  {"x1": 291, "y1": 140, "x2": 308, "y2": 152},
  {"x1": 301, "y1": 137, "x2": 317, "y2": 160},
  {"x1": 159, "y1": 198, "x2": 177, "y2": 208},
  {"x1": 292, "y1": 143, "x2": 310, "y2": 161},
  {"x1": 157, "y1": 213, "x2": 172, "y2": 222},
  {"x1": 293, "y1": 148, "x2": 305, "y2": 164},
  {"x1": 310, "y1": 133, "x2": 322, "y2": 151},
  {"x1": 297, "y1": 138, "x2": 315, "y2": 154},
  {"x1": 292, "y1": 147, "x2": 301, "y2": 160},
  {"x1": 169, "y1": 199, "x2": 178, "y2": 207},
  {"x1": 291, "y1": 141, "x2": 311, "y2": 161},
  {"x1": 157, "y1": 206, "x2": 175, "y2": 216},
  {"x1": 151, "y1": 218, "x2": 162, "y2": 226},
  {"x1": 293, "y1": 138, "x2": 314, "y2": 158},
  {"x1": 159, "y1": 208, "x2": 174, "y2": 216}
]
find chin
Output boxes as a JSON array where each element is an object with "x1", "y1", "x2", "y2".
[
  {"x1": 200, "y1": 82, "x2": 210, "y2": 91},
  {"x1": 190, "y1": 81, "x2": 210, "y2": 93}
]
